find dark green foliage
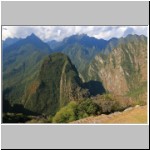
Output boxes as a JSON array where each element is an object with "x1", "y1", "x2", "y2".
[
  {"x1": 2, "y1": 34, "x2": 147, "y2": 123},
  {"x1": 76, "y1": 99, "x2": 100, "y2": 119},
  {"x1": 3, "y1": 34, "x2": 52, "y2": 104},
  {"x1": 3, "y1": 113, "x2": 31, "y2": 123},
  {"x1": 53, "y1": 100, "x2": 100, "y2": 123},
  {"x1": 100, "y1": 96, "x2": 120, "y2": 114},
  {"x1": 24, "y1": 53, "x2": 65, "y2": 115},
  {"x1": 94, "y1": 94, "x2": 123, "y2": 114},
  {"x1": 23, "y1": 53, "x2": 88, "y2": 115},
  {"x1": 62, "y1": 44, "x2": 98, "y2": 78},
  {"x1": 49, "y1": 34, "x2": 111, "y2": 80}
]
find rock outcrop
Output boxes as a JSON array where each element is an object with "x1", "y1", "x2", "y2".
[{"x1": 88, "y1": 35, "x2": 147, "y2": 95}]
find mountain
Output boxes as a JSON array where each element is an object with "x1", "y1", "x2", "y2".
[
  {"x1": 47, "y1": 40, "x2": 60, "y2": 50},
  {"x1": 22, "y1": 53, "x2": 89, "y2": 115},
  {"x1": 2, "y1": 37, "x2": 20, "y2": 49},
  {"x1": 2, "y1": 33, "x2": 147, "y2": 120},
  {"x1": 3, "y1": 33, "x2": 52, "y2": 104},
  {"x1": 87, "y1": 34, "x2": 147, "y2": 96},
  {"x1": 48, "y1": 34, "x2": 109, "y2": 78},
  {"x1": 101, "y1": 37, "x2": 119, "y2": 54},
  {"x1": 60, "y1": 34, "x2": 108, "y2": 50},
  {"x1": 48, "y1": 34, "x2": 108, "y2": 50}
]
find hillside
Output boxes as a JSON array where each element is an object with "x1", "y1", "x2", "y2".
[
  {"x1": 3, "y1": 33, "x2": 52, "y2": 105},
  {"x1": 2, "y1": 33, "x2": 147, "y2": 123},
  {"x1": 87, "y1": 35, "x2": 147, "y2": 96},
  {"x1": 48, "y1": 34, "x2": 109, "y2": 77},
  {"x1": 23, "y1": 53, "x2": 89, "y2": 115},
  {"x1": 2, "y1": 37, "x2": 20, "y2": 49},
  {"x1": 71, "y1": 105, "x2": 147, "y2": 124}
]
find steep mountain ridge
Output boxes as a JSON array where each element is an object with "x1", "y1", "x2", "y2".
[
  {"x1": 3, "y1": 33, "x2": 147, "y2": 118},
  {"x1": 87, "y1": 35, "x2": 147, "y2": 95},
  {"x1": 2, "y1": 37, "x2": 20, "y2": 49},
  {"x1": 47, "y1": 34, "x2": 110, "y2": 76},
  {"x1": 3, "y1": 34, "x2": 52, "y2": 104},
  {"x1": 23, "y1": 53, "x2": 89, "y2": 115}
]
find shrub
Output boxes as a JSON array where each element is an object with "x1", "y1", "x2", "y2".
[
  {"x1": 46, "y1": 115, "x2": 53, "y2": 123},
  {"x1": 77, "y1": 99, "x2": 100, "y2": 119},
  {"x1": 94, "y1": 94, "x2": 122, "y2": 114},
  {"x1": 52, "y1": 101, "x2": 77, "y2": 123}
]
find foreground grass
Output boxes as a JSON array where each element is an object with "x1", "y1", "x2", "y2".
[{"x1": 71, "y1": 105, "x2": 147, "y2": 124}]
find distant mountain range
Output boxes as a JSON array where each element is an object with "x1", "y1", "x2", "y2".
[
  {"x1": 2, "y1": 37, "x2": 20, "y2": 49},
  {"x1": 3, "y1": 33, "x2": 52, "y2": 105},
  {"x1": 2, "y1": 33, "x2": 147, "y2": 116}
]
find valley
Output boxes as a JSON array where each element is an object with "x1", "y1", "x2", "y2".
[{"x1": 2, "y1": 32, "x2": 147, "y2": 124}]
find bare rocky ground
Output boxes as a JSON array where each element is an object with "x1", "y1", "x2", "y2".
[{"x1": 71, "y1": 105, "x2": 147, "y2": 124}]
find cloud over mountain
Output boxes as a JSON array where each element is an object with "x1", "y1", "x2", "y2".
[{"x1": 2, "y1": 26, "x2": 147, "y2": 41}]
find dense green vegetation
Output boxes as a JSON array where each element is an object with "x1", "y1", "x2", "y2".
[
  {"x1": 48, "y1": 34, "x2": 109, "y2": 80},
  {"x1": 23, "y1": 53, "x2": 89, "y2": 115},
  {"x1": 3, "y1": 100, "x2": 100, "y2": 123},
  {"x1": 53, "y1": 99, "x2": 100, "y2": 123},
  {"x1": 3, "y1": 34, "x2": 52, "y2": 104},
  {"x1": 94, "y1": 94, "x2": 127, "y2": 114},
  {"x1": 76, "y1": 99, "x2": 100, "y2": 119},
  {"x1": 4, "y1": 93, "x2": 140, "y2": 123},
  {"x1": 53, "y1": 101, "x2": 78, "y2": 123},
  {"x1": 2, "y1": 34, "x2": 147, "y2": 123}
]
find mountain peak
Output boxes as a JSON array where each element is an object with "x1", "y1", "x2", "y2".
[
  {"x1": 24, "y1": 53, "x2": 89, "y2": 115},
  {"x1": 72, "y1": 34, "x2": 89, "y2": 40},
  {"x1": 3, "y1": 37, "x2": 20, "y2": 49},
  {"x1": 3, "y1": 32, "x2": 52, "y2": 54},
  {"x1": 5, "y1": 37, "x2": 18, "y2": 41},
  {"x1": 76, "y1": 33, "x2": 88, "y2": 38},
  {"x1": 27, "y1": 33, "x2": 40, "y2": 40},
  {"x1": 30, "y1": 33, "x2": 37, "y2": 37}
]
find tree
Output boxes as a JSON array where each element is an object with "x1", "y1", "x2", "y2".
[
  {"x1": 53, "y1": 101, "x2": 77, "y2": 123},
  {"x1": 77, "y1": 99, "x2": 100, "y2": 119}
]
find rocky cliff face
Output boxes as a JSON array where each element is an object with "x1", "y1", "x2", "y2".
[
  {"x1": 88, "y1": 35, "x2": 147, "y2": 95},
  {"x1": 23, "y1": 53, "x2": 89, "y2": 115},
  {"x1": 3, "y1": 34, "x2": 147, "y2": 116}
]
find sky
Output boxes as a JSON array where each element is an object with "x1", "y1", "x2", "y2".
[{"x1": 2, "y1": 26, "x2": 148, "y2": 42}]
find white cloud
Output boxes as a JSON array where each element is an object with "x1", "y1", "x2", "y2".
[{"x1": 2, "y1": 26, "x2": 148, "y2": 41}]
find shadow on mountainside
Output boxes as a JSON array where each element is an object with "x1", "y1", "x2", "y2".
[
  {"x1": 3, "y1": 100, "x2": 39, "y2": 116},
  {"x1": 83, "y1": 80, "x2": 106, "y2": 96}
]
